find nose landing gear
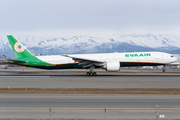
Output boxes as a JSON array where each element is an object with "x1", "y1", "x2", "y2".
[
  {"x1": 162, "y1": 65, "x2": 168, "y2": 72},
  {"x1": 162, "y1": 68, "x2": 166, "y2": 72}
]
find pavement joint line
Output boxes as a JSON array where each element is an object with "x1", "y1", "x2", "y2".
[
  {"x1": 1, "y1": 95, "x2": 180, "y2": 98},
  {"x1": 0, "y1": 107, "x2": 180, "y2": 110}
]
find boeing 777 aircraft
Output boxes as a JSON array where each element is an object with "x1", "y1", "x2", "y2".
[{"x1": 7, "y1": 35, "x2": 177, "y2": 75}]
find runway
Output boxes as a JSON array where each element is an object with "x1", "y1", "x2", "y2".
[
  {"x1": 0, "y1": 94, "x2": 180, "y2": 119},
  {"x1": 1, "y1": 68, "x2": 180, "y2": 119},
  {"x1": 0, "y1": 74, "x2": 180, "y2": 88},
  {"x1": 1, "y1": 94, "x2": 180, "y2": 108}
]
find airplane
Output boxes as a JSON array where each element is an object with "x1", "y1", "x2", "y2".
[{"x1": 7, "y1": 35, "x2": 177, "y2": 75}]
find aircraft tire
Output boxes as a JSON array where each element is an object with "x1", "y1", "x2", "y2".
[
  {"x1": 86, "y1": 72, "x2": 90, "y2": 76},
  {"x1": 86, "y1": 72, "x2": 97, "y2": 76},
  {"x1": 90, "y1": 72, "x2": 93, "y2": 76},
  {"x1": 162, "y1": 69, "x2": 166, "y2": 72},
  {"x1": 93, "y1": 72, "x2": 97, "y2": 76}
]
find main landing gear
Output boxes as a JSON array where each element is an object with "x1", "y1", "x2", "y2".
[
  {"x1": 86, "y1": 71, "x2": 97, "y2": 76},
  {"x1": 86, "y1": 65, "x2": 97, "y2": 76}
]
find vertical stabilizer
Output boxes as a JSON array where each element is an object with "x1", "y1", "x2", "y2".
[{"x1": 7, "y1": 35, "x2": 34, "y2": 59}]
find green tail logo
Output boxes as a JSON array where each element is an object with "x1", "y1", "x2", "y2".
[
  {"x1": 7, "y1": 35, "x2": 34, "y2": 59},
  {"x1": 14, "y1": 41, "x2": 26, "y2": 53}
]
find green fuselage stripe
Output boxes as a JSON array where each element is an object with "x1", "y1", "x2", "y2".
[{"x1": 8, "y1": 61, "x2": 166, "y2": 70}]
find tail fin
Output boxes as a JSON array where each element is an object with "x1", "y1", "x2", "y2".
[{"x1": 7, "y1": 35, "x2": 34, "y2": 59}]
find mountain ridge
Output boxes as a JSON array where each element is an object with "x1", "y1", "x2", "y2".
[{"x1": 1, "y1": 33, "x2": 180, "y2": 57}]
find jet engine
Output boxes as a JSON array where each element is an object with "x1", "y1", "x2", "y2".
[{"x1": 103, "y1": 61, "x2": 120, "y2": 71}]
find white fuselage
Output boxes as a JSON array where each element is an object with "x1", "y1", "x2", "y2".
[{"x1": 36, "y1": 52, "x2": 177, "y2": 66}]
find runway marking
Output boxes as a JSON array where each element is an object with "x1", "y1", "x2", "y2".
[
  {"x1": 0, "y1": 107, "x2": 180, "y2": 110},
  {"x1": 0, "y1": 76, "x2": 50, "y2": 78}
]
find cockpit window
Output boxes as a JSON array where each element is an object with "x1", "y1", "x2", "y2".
[{"x1": 171, "y1": 55, "x2": 174, "y2": 57}]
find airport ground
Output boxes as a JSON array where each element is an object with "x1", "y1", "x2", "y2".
[
  {"x1": 0, "y1": 67, "x2": 180, "y2": 89},
  {"x1": 0, "y1": 67, "x2": 180, "y2": 119},
  {"x1": 0, "y1": 94, "x2": 180, "y2": 119}
]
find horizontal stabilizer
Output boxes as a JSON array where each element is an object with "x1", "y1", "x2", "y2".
[{"x1": 7, "y1": 59, "x2": 27, "y2": 63}]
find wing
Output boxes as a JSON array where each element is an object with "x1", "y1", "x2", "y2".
[{"x1": 62, "y1": 55, "x2": 105, "y2": 68}]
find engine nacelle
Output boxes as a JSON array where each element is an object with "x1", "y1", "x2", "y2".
[{"x1": 103, "y1": 61, "x2": 120, "y2": 71}]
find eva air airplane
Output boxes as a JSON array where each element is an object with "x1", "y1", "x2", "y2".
[{"x1": 7, "y1": 35, "x2": 177, "y2": 75}]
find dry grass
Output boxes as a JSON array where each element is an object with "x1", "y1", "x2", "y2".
[{"x1": 0, "y1": 88, "x2": 180, "y2": 94}]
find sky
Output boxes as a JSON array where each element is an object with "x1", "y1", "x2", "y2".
[{"x1": 0, "y1": 0, "x2": 180, "y2": 37}]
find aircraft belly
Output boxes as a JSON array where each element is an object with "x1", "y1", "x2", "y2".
[
  {"x1": 33, "y1": 63, "x2": 83, "y2": 69},
  {"x1": 120, "y1": 62, "x2": 166, "y2": 67}
]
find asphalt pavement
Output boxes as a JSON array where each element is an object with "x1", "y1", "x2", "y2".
[
  {"x1": 0, "y1": 74, "x2": 180, "y2": 88},
  {"x1": 0, "y1": 67, "x2": 180, "y2": 119},
  {"x1": 0, "y1": 94, "x2": 180, "y2": 119}
]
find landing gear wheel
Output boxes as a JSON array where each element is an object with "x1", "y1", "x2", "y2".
[
  {"x1": 90, "y1": 72, "x2": 93, "y2": 76},
  {"x1": 86, "y1": 72, "x2": 97, "y2": 76},
  {"x1": 93, "y1": 72, "x2": 97, "y2": 76},
  {"x1": 86, "y1": 72, "x2": 90, "y2": 76},
  {"x1": 162, "y1": 69, "x2": 166, "y2": 72}
]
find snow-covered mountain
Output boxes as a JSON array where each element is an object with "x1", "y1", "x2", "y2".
[{"x1": 1, "y1": 33, "x2": 180, "y2": 57}]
